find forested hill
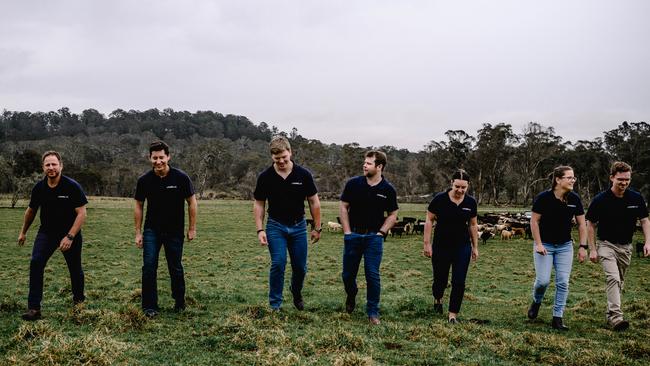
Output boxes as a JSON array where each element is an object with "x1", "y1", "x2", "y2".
[{"x1": 1, "y1": 108, "x2": 648, "y2": 207}]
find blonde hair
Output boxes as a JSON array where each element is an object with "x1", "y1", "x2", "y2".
[{"x1": 269, "y1": 136, "x2": 291, "y2": 155}]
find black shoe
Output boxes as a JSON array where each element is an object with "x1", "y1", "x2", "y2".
[
  {"x1": 173, "y1": 302, "x2": 186, "y2": 312},
  {"x1": 433, "y1": 303, "x2": 443, "y2": 314},
  {"x1": 293, "y1": 298, "x2": 304, "y2": 311},
  {"x1": 551, "y1": 316, "x2": 569, "y2": 331},
  {"x1": 22, "y1": 309, "x2": 42, "y2": 321},
  {"x1": 527, "y1": 302, "x2": 541, "y2": 319},
  {"x1": 612, "y1": 319, "x2": 630, "y2": 332},
  {"x1": 143, "y1": 309, "x2": 159, "y2": 318},
  {"x1": 345, "y1": 294, "x2": 356, "y2": 314}
]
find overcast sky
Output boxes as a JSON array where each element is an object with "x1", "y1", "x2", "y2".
[{"x1": 1, "y1": 1, "x2": 648, "y2": 151}]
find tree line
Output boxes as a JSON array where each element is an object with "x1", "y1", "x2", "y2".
[{"x1": 1, "y1": 108, "x2": 648, "y2": 207}]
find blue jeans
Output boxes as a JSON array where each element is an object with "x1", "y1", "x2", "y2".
[
  {"x1": 431, "y1": 243, "x2": 471, "y2": 313},
  {"x1": 532, "y1": 241, "x2": 573, "y2": 317},
  {"x1": 266, "y1": 218, "x2": 308, "y2": 309},
  {"x1": 28, "y1": 232, "x2": 85, "y2": 310},
  {"x1": 342, "y1": 232, "x2": 383, "y2": 317},
  {"x1": 142, "y1": 229, "x2": 185, "y2": 310}
]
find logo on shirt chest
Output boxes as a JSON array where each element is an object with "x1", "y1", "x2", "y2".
[
  {"x1": 57, "y1": 195, "x2": 69, "y2": 199},
  {"x1": 461, "y1": 207, "x2": 471, "y2": 211},
  {"x1": 376, "y1": 194, "x2": 387, "y2": 199},
  {"x1": 166, "y1": 185, "x2": 177, "y2": 189},
  {"x1": 567, "y1": 204, "x2": 576, "y2": 208},
  {"x1": 627, "y1": 205, "x2": 638, "y2": 209},
  {"x1": 291, "y1": 182, "x2": 303, "y2": 186}
]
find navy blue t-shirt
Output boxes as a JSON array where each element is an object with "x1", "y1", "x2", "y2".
[
  {"x1": 135, "y1": 167, "x2": 195, "y2": 234},
  {"x1": 253, "y1": 164, "x2": 318, "y2": 225},
  {"x1": 29, "y1": 175, "x2": 88, "y2": 237},
  {"x1": 428, "y1": 189, "x2": 477, "y2": 246},
  {"x1": 340, "y1": 176, "x2": 399, "y2": 233},
  {"x1": 532, "y1": 190, "x2": 584, "y2": 245},
  {"x1": 586, "y1": 189, "x2": 648, "y2": 245}
]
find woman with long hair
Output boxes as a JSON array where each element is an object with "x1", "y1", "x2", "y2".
[
  {"x1": 423, "y1": 169, "x2": 479, "y2": 323},
  {"x1": 527, "y1": 165, "x2": 588, "y2": 330}
]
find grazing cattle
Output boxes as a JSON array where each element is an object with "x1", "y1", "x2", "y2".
[
  {"x1": 402, "y1": 217, "x2": 418, "y2": 224},
  {"x1": 391, "y1": 224, "x2": 405, "y2": 237},
  {"x1": 511, "y1": 227, "x2": 525, "y2": 238},
  {"x1": 501, "y1": 229, "x2": 513, "y2": 240},
  {"x1": 414, "y1": 220, "x2": 425, "y2": 235},
  {"x1": 327, "y1": 221, "x2": 342, "y2": 232},
  {"x1": 480, "y1": 230, "x2": 494, "y2": 245},
  {"x1": 404, "y1": 222, "x2": 414, "y2": 235},
  {"x1": 636, "y1": 241, "x2": 644, "y2": 258}
]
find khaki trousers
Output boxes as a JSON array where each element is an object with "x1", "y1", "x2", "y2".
[{"x1": 597, "y1": 240, "x2": 632, "y2": 324}]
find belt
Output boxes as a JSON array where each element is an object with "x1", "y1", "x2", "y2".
[
  {"x1": 270, "y1": 216, "x2": 305, "y2": 226},
  {"x1": 351, "y1": 227, "x2": 376, "y2": 234}
]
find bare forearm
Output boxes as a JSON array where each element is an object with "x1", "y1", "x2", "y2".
[
  {"x1": 187, "y1": 196, "x2": 197, "y2": 230},
  {"x1": 68, "y1": 206, "x2": 86, "y2": 236},
  {"x1": 20, "y1": 208, "x2": 36, "y2": 235},
  {"x1": 307, "y1": 195, "x2": 321, "y2": 229},
  {"x1": 380, "y1": 211, "x2": 398, "y2": 234},
  {"x1": 253, "y1": 200, "x2": 266, "y2": 231},
  {"x1": 134, "y1": 202, "x2": 144, "y2": 233},
  {"x1": 339, "y1": 203, "x2": 351, "y2": 233}
]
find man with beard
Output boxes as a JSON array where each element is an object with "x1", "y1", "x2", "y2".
[
  {"x1": 18, "y1": 151, "x2": 88, "y2": 320},
  {"x1": 586, "y1": 161, "x2": 650, "y2": 331},
  {"x1": 339, "y1": 150, "x2": 398, "y2": 325}
]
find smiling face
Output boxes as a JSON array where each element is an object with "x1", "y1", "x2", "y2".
[
  {"x1": 450, "y1": 179, "x2": 468, "y2": 199},
  {"x1": 150, "y1": 149, "x2": 170, "y2": 176},
  {"x1": 42, "y1": 155, "x2": 62, "y2": 180},
  {"x1": 272, "y1": 149, "x2": 292, "y2": 171},
  {"x1": 555, "y1": 169, "x2": 576, "y2": 192},
  {"x1": 610, "y1": 171, "x2": 631, "y2": 195}
]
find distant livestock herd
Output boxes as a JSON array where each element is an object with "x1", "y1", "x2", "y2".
[{"x1": 311, "y1": 211, "x2": 533, "y2": 243}]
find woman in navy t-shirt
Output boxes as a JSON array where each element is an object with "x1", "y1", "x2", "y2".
[
  {"x1": 527, "y1": 165, "x2": 587, "y2": 331},
  {"x1": 423, "y1": 170, "x2": 479, "y2": 324}
]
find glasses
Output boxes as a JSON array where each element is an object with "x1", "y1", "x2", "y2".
[{"x1": 561, "y1": 176, "x2": 577, "y2": 181}]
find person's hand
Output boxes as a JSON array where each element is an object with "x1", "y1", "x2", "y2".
[
  {"x1": 18, "y1": 232, "x2": 26, "y2": 246},
  {"x1": 589, "y1": 250, "x2": 599, "y2": 263},
  {"x1": 423, "y1": 242, "x2": 432, "y2": 258},
  {"x1": 535, "y1": 243, "x2": 547, "y2": 256},
  {"x1": 471, "y1": 247, "x2": 479, "y2": 261},
  {"x1": 187, "y1": 228, "x2": 196, "y2": 241},
  {"x1": 578, "y1": 247, "x2": 587, "y2": 263},
  {"x1": 310, "y1": 230, "x2": 321, "y2": 244},
  {"x1": 135, "y1": 233, "x2": 143, "y2": 249},
  {"x1": 258, "y1": 230, "x2": 268, "y2": 246},
  {"x1": 59, "y1": 236, "x2": 73, "y2": 252},
  {"x1": 644, "y1": 242, "x2": 650, "y2": 257}
]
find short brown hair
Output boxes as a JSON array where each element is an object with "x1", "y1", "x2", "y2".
[
  {"x1": 365, "y1": 150, "x2": 387, "y2": 170},
  {"x1": 149, "y1": 140, "x2": 169, "y2": 156},
  {"x1": 610, "y1": 161, "x2": 632, "y2": 176},
  {"x1": 42, "y1": 151, "x2": 62, "y2": 164},
  {"x1": 451, "y1": 169, "x2": 470, "y2": 182},
  {"x1": 270, "y1": 136, "x2": 291, "y2": 155},
  {"x1": 551, "y1": 165, "x2": 573, "y2": 190}
]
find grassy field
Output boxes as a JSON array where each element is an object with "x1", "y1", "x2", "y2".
[{"x1": 1, "y1": 197, "x2": 649, "y2": 365}]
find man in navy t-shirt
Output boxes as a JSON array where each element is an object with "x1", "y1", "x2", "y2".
[
  {"x1": 586, "y1": 161, "x2": 650, "y2": 331},
  {"x1": 134, "y1": 141, "x2": 197, "y2": 317},
  {"x1": 340, "y1": 150, "x2": 398, "y2": 325},
  {"x1": 18, "y1": 151, "x2": 88, "y2": 321},
  {"x1": 253, "y1": 136, "x2": 321, "y2": 311}
]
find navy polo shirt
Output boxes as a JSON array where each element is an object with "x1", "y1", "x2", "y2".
[
  {"x1": 532, "y1": 190, "x2": 584, "y2": 245},
  {"x1": 29, "y1": 175, "x2": 88, "y2": 237},
  {"x1": 253, "y1": 164, "x2": 318, "y2": 225},
  {"x1": 428, "y1": 189, "x2": 477, "y2": 246},
  {"x1": 340, "y1": 176, "x2": 398, "y2": 233},
  {"x1": 135, "y1": 167, "x2": 195, "y2": 234},
  {"x1": 586, "y1": 189, "x2": 648, "y2": 245}
]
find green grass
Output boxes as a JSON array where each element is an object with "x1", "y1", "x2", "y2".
[{"x1": 1, "y1": 197, "x2": 649, "y2": 365}]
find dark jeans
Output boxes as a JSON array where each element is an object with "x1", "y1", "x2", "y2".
[
  {"x1": 28, "y1": 232, "x2": 85, "y2": 310},
  {"x1": 342, "y1": 232, "x2": 383, "y2": 317},
  {"x1": 432, "y1": 243, "x2": 471, "y2": 314},
  {"x1": 265, "y1": 218, "x2": 308, "y2": 309},
  {"x1": 142, "y1": 229, "x2": 185, "y2": 310}
]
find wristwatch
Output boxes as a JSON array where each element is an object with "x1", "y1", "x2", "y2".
[
  {"x1": 313, "y1": 228, "x2": 322, "y2": 233},
  {"x1": 66, "y1": 233, "x2": 75, "y2": 240},
  {"x1": 579, "y1": 244, "x2": 588, "y2": 249}
]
